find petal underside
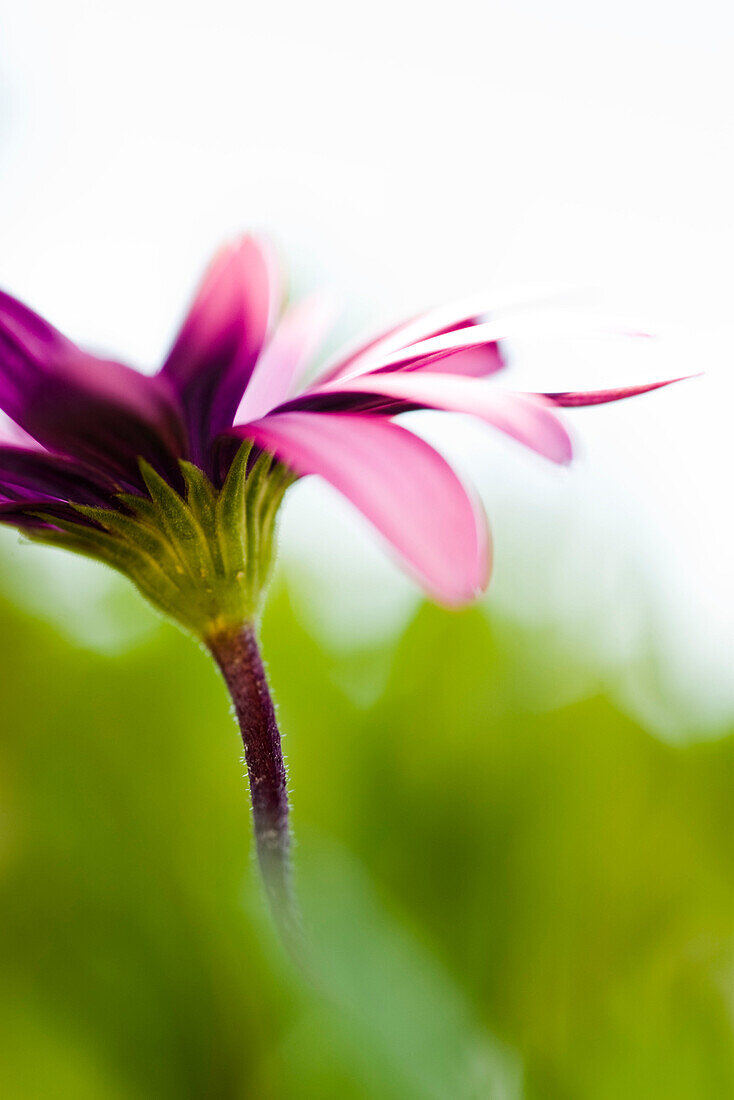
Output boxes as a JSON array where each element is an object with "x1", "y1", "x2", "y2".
[
  {"x1": 314, "y1": 295, "x2": 511, "y2": 386},
  {"x1": 0, "y1": 446, "x2": 120, "y2": 506},
  {"x1": 0, "y1": 289, "x2": 186, "y2": 487},
  {"x1": 542, "y1": 378, "x2": 690, "y2": 406},
  {"x1": 277, "y1": 371, "x2": 574, "y2": 464},
  {"x1": 160, "y1": 236, "x2": 280, "y2": 467},
  {"x1": 235, "y1": 292, "x2": 335, "y2": 423},
  {"x1": 231, "y1": 411, "x2": 491, "y2": 605}
]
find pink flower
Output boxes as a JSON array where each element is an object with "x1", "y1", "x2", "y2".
[
  {"x1": 0, "y1": 234, "x2": 678, "y2": 607},
  {"x1": 0, "y1": 234, "x2": 683, "y2": 931}
]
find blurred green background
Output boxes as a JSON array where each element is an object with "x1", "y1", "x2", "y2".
[{"x1": 1, "y1": 545, "x2": 733, "y2": 1100}]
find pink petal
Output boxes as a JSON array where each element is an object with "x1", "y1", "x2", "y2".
[
  {"x1": 235, "y1": 292, "x2": 336, "y2": 422},
  {"x1": 0, "y1": 411, "x2": 42, "y2": 449},
  {"x1": 415, "y1": 345, "x2": 504, "y2": 378},
  {"x1": 234, "y1": 411, "x2": 491, "y2": 605},
  {"x1": 304, "y1": 372, "x2": 573, "y2": 464},
  {"x1": 160, "y1": 234, "x2": 281, "y2": 464}
]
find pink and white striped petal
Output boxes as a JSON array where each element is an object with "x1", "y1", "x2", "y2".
[
  {"x1": 314, "y1": 286, "x2": 578, "y2": 384},
  {"x1": 325, "y1": 313, "x2": 651, "y2": 383},
  {"x1": 234, "y1": 411, "x2": 491, "y2": 605},
  {"x1": 304, "y1": 371, "x2": 573, "y2": 464},
  {"x1": 236, "y1": 292, "x2": 336, "y2": 422},
  {"x1": 316, "y1": 299, "x2": 504, "y2": 385}
]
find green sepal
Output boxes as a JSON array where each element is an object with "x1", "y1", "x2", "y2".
[
  {"x1": 115, "y1": 493, "x2": 161, "y2": 526},
  {"x1": 215, "y1": 439, "x2": 252, "y2": 576},
  {"x1": 179, "y1": 461, "x2": 223, "y2": 574},
  {"x1": 26, "y1": 443, "x2": 293, "y2": 640},
  {"x1": 71, "y1": 505, "x2": 186, "y2": 578},
  {"x1": 138, "y1": 459, "x2": 216, "y2": 582},
  {"x1": 29, "y1": 513, "x2": 187, "y2": 625},
  {"x1": 247, "y1": 459, "x2": 295, "y2": 594}
]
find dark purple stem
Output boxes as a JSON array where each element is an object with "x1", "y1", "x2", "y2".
[{"x1": 208, "y1": 624, "x2": 296, "y2": 934}]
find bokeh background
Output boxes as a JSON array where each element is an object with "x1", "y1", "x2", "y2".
[{"x1": 1, "y1": 1, "x2": 733, "y2": 1097}]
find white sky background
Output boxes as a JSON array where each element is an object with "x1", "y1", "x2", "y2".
[{"x1": 0, "y1": 0, "x2": 732, "y2": 737}]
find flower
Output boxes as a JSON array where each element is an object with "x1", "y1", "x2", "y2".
[
  {"x1": 0, "y1": 234, "x2": 676, "y2": 614},
  {"x1": 0, "y1": 234, "x2": 681, "y2": 934}
]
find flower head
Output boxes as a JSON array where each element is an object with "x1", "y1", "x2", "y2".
[
  {"x1": 0, "y1": 234, "x2": 679, "y2": 633},
  {"x1": 0, "y1": 234, "x2": 684, "y2": 939}
]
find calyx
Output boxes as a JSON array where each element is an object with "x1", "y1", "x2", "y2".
[{"x1": 29, "y1": 442, "x2": 294, "y2": 638}]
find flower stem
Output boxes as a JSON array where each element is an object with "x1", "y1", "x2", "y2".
[{"x1": 207, "y1": 624, "x2": 297, "y2": 940}]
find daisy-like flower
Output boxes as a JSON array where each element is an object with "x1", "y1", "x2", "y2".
[{"x1": 0, "y1": 235, "x2": 679, "y2": 930}]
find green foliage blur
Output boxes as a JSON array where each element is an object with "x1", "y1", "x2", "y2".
[{"x1": 1, "y1": 556, "x2": 733, "y2": 1099}]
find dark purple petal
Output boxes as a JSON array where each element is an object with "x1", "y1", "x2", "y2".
[
  {"x1": 0, "y1": 289, "x2": 187, "y2": 487},
  {"x1": 0, "y1": 498, "x2": 98, "y2": 533},
  {"x1": 0, "y1": 447, "x2": 120, "y2": 506},
  {"x1": 271, "y1": 390, "x2": 418, "y2": 417},
  {"x1": 160, "y1": 236, "x2": 280, "y2": 467}
]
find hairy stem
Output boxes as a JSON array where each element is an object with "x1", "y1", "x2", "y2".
[{"x1": 207, "y1": 624, "x2": 297, "y2": 939}]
